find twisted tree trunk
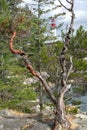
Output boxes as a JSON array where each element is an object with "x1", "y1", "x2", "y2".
[
  {"x1": 9, "y1": 1, "x2": 75, "y2": 130},
  {"x1": 10, "y1": 32, "x2": 57, "y2": 105},
  {"x1": 53, "y1": 0, "x2": 74, "y2": 129}
]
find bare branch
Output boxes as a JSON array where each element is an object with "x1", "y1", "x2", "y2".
[
  {"x1": 58, "y1": 0, "x2": 71, "y2": 11},
  {"x1": 9, "y1": 32, "x2": 57, "y2": 105},
  {"x1": 10, "y1": 32, "x2": 25, "y2": 55},
  {"x1": 65, "y1": 1, "x2": 75, "y2": 44},
  {"x1": 60, "y1": 0, "x2": 74, "y2": 88},
  {"x1": 66, "y1": 56, "x2": 73, "y2": 82},
  {"x1": 56, "y1": 1, "x2": 75, "y2": 128},
  {"x1": 66, "y1": 0, "x2": 72, "y2": 4}
]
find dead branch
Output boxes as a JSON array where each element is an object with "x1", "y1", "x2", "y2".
[
  {"x1": 10, "y1": 32, "x2": 25, "y2": 55},
  {"x1": 66, "y1": 56, "x2": 73, "y2": 82},
  {"x1": 58, "y1": 0, "x2": 71, "y2": 11},
  {"x1": 59, "y1": 0, "x2": 75, "y2": 86},
  {"x1": 53, "y1": 1, "x2": 75, "y2": 129},
  {"x1": 66, "y1": 0, "x2": 72, "y2": 4},
  {"x1": 9, "y1": 32, "x2": 57, "y2": 105}
]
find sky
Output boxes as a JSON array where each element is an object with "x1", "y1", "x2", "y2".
[{"x1": 22, "y1": 0, "x2": 87, "y2": 31}]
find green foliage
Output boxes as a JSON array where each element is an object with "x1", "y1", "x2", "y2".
[
  {"x1": 7, "y1": 65, "x2": 27, "y2": 75},
  {"x1": 54, "y1": 41, "x2": 63, "y2": 55},
  {"x1": 70, "y1": 26, "x2": 87, "y2": 58},
  {"x1": 16, "y1": 88, "x2": 37, "y2": 100},
  {"x1": 39, "y1": 45, "x2": 49, "y2": 67},
  {"x1": 84, "y1": 75, "x2": 87, "y2": 81},
  {"x1": 73, "y1": 86, "x2": 86, "y2": 94},
  {"x1": 0, "y1": 84, "x2": 37, "y2": 112},
  {"x1": 69, "y1": 26, "x2": 87, "y2": 86},
  {"x1": 0, "y1": 0, "x2": 87, "y2": 114},
  {"x1": 66, "y1": 106, "x2": 78, "y2": 114},
  {"x1": 73, "y1": 58, "x2": 87, "y2": 71},
  {"x1": 72, "y1": 100, "x2": 81, "y2": 105}
]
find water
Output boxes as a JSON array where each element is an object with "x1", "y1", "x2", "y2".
[{"x1": 73, "y1": 95, "x2": 87, "y2": 112}]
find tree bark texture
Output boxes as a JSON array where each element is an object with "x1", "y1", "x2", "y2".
[
  {"x1": 9, "y1": 0, "x2": 75, "y2": 129},
  {"x1": 53, "y1": 0, "x2": 74, "y2": 129}
]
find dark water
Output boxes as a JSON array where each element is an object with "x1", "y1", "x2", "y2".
[{"x1": 73, "y1": 95, "x2": 87, "y2": 112}]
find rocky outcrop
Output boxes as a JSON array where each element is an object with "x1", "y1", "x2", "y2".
[
  {"x1": 74, "y1": 113, "x2": 87, "y2": 130},
  {"x1": 0, "y1": 109, "x2": 87, "y2": 130},
  {"x1": 0, "y1": 109, "x2": 36, "y2": 130}
]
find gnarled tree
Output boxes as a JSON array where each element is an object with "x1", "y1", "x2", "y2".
[
  {"x1": 54, "y1": 0, "x2": 75, "y2": 129},
  {"x1": 9, "y1": 0, "x2": 75, "y2": 130}
]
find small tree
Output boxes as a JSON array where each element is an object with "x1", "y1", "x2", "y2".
[
  {"x1": 27, "y1": 0, "x2": 64, "y2": 112},
  {"x1": 70, "y1": 26, "x2": 87, "y2": 86},
  {"x1": 9, "y1": 0, "x2": 75, "y2": 129}
]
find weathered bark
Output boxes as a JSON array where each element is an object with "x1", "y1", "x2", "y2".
[
  {"x1": 9, "y1": 1, "x2": 75, "y2": 129},
  {"x1": 53, "y1": 0, "x2": 75, "y2": 129}
]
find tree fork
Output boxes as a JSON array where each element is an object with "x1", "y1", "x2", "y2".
[
  {"x1": 52, "y1": 0, "x2": 75, "y2": 129},
  {"x1": 9, "y1": 0, "x2": 75, "y2": 129}
]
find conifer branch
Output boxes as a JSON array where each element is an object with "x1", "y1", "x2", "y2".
[{"x1": 10, "y1": 32, "x2": 57, "y2": 105}]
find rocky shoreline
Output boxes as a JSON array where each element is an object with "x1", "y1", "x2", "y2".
[
  {"x1": 74, "y1": 112, "x2": 87, "y2": 130},
  {"x1": 0, "y1": 109, "x2": 87, "y2": 130}
]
